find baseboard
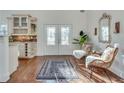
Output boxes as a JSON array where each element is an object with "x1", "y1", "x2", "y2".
[
  {"x1": 110, "y1": 67, "x2": 124, "y2": 79},
  {"x1": 0, "y1": 73, "x2": 10, "y2": 82}
]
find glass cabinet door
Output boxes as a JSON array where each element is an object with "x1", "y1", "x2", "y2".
[
  {"x1": 21, "y1": 17, "x2": 28, "y2": 27},
  {"x1": 13, "y1": 17, "x2": 20, "y2": 27}
]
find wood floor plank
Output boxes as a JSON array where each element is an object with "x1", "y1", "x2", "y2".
[{"x1": 7, "y1": 55, "x2": 124, "y2": 83}]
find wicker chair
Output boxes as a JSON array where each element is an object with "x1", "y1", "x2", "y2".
[{"x1": 87, "y1": 45, "x2": 118, "y2": 82}]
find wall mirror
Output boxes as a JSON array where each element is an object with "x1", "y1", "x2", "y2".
[{"x1": 99, "y1": 13, "x2": 111, "y2": 43}]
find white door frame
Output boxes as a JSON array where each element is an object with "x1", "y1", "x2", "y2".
[{"x1": 43, "y1": 24, "x2": 73, "y2": 55}]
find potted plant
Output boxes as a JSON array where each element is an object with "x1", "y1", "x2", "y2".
[{"x1": 73, "y1": 30, "x2": 88, "y2": 49}]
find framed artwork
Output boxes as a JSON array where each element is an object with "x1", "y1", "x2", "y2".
[
  {"x1": 94, "y1": 27, "x2": 97, "y2": 35},
  {"x1": 115, "y1": 22, "x2": 120, "y2": 33}
]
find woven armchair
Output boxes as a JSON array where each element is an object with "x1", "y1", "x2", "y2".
[{"x1": 86, "y1": 45, "x2": 118, "y2": 82}]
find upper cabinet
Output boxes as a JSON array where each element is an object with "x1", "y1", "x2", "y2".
[
  {"x1": 13, "y1": 16, "x2": 28, "y2": 29},
  {"x1": 8, "y1": 14, "x2": 37, "y2": 35}
]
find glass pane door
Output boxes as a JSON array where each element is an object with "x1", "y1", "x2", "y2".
[
  {"x1": 13, "y1": 17, "x2": 19, "y2": 27},
  {"x1": 44, "y1": 25, "x2": 58, "y2": 55},
  {"x1": 44, "y1": 24, "x2": 72, "y2": 55},
  {"x1": 61, "y1": 26, "x2": 70, "y2": 45},
  {"x1": 47, "y1": 27, "x2": 56, "y2": 45},
  {"x1": 21, "y1": 17, "x2": 28, "y2": 27},
  {"x1": 59, "y1": 24, "x2": 72, "y2": 55}
]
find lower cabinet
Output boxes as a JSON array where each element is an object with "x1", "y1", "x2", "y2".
[
  {"x1": 9, "y1": 42, "x2": 37, "y2": 75},
  {"x1": 9, "y1": 44, "x2": 18, "y2": 74},
  {"x1": 18, "y1": 42, "x2": 37, "y2": 59}
]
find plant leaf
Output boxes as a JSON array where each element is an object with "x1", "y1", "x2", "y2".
[
  {"x1": 73, "y1": 38, "x2": 79, "y2": 41},
  {"x1": 72, "y1": 42, "x2": 80, "y2": 44}
]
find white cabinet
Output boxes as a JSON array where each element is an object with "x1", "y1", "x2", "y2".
[
  {"x1": 13, "y1": 16, "x2": 29, "y2": 35},
  {"x1": 13, "y1": 16, "x2": 28, "y2": 29},
  {"x1": 8, "y1": 14, "x2": 37, "y2": 35},
  {"x1": 9, "y1": 44, "x2": 18, "y2": 74},
  {"x1": 18, "y1": 43, "x2": 25, "y2": 57},
  {"x1": 27, "y1": 42, "x2": 37, "y2": 57},
  {"x1": 18, "y1": 42, "x2": 37, "y2": 58},
  {"x1": 8, "y1": 14, "x2": 37, "y2": 59}
]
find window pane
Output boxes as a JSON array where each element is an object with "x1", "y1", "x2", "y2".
[
  {"x1": 13, "y1": 17, "x2": 19, "y2": 27},
  {"x1": 21, "y1": 17, "x2": 27, "y2": 23},
  {"x1": 21, "y1": 17, "x2": 27, "y2": 27},
  {"x1": 47, "y1": 27, "x2": 56, "y2": 45},
  {"x1": 61, "y1": 27, "x2": 70, "y2": 45}
]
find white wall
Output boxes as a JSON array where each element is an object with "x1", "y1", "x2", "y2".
[
  {"x1": 87, "y1": 10, "x2": 124, "y2": 78},
  {"x1": 0, "y1": 37, "x2": 9, "y2": 82},
  {"x1": 0, "y1": 10, "x2": 87, "y2": 55},
  {"x1": 0, "y1": 12, "x2": 10, "y2": 82}
]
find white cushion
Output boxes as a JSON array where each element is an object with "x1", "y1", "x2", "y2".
[
  {"x1": 85, "y1": 56, "x2": 102, "y2": 68},
  {"x1": 73, "y1": 50, "x2": 87, "y2": 59},
  {"x1": 101, "y1": 47, "x2": 115, "y2": 61}
]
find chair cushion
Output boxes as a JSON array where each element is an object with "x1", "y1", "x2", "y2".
[
  {"x1": 73, "y1": 50, "x2": 87, "y2": 59},
  {"x1": 85, "y1": 55, "x2": 102, "y2": 68},
  {"x1": 101, "y1": 47, "x2": 115, "y2": 61}
]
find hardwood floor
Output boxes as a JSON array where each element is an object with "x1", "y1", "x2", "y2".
[{"x1": 8, "y1": 55, "x2": 124, "y2": 83}]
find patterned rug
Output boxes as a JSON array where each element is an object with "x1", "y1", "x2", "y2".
[{"x1": 36, "y1": 60, "x2": 78, "y2": 81}]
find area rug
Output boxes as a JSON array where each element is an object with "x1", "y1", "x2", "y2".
[{"x1": 36, "y1": 60, "x2": 78, "y2": 81}]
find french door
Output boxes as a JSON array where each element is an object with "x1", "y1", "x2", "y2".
[{"x1": 44, "y1": 24, "x2": 72, "y2": 55}]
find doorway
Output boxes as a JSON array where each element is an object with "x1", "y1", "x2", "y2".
[{"x1": 44, "y1": 24, "x2": 72, "y2": 55}]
